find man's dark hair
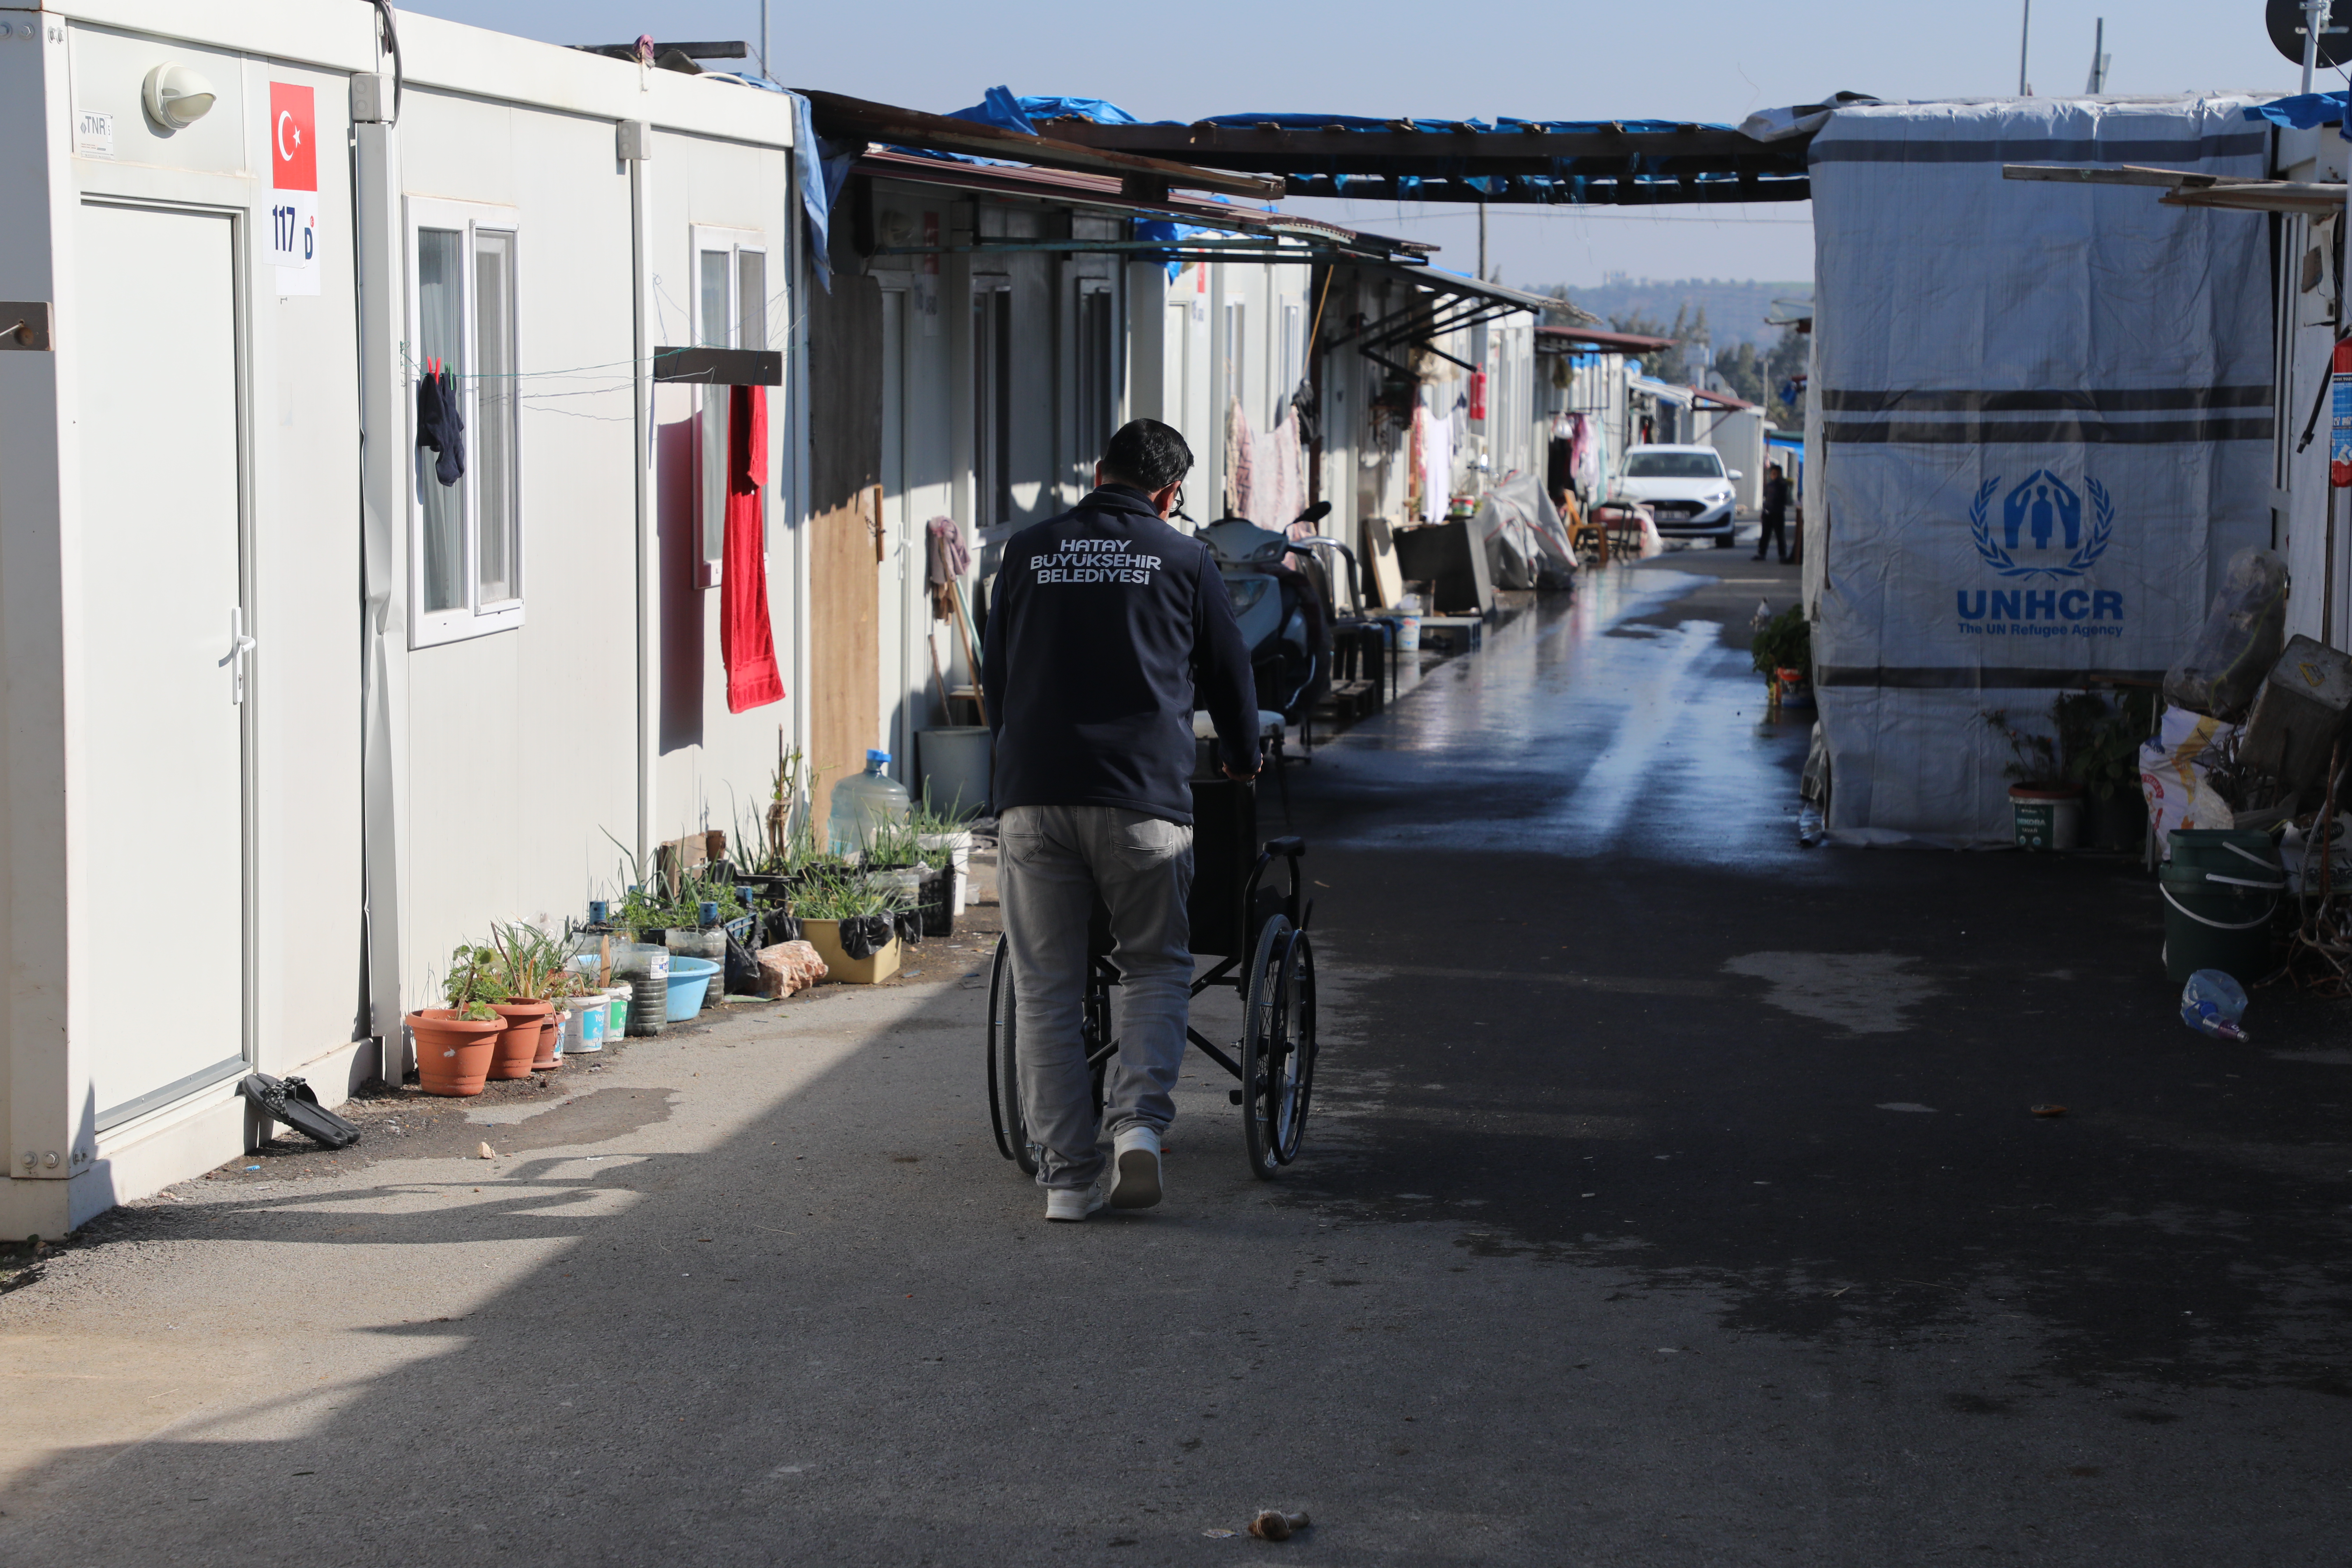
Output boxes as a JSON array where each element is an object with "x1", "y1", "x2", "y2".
[{"x1": 1101, "y1": 419, "x2": 1194, "y2": 493}]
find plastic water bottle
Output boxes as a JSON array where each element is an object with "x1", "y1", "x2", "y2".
[
  {"x1": 2179, "y1": 968, "x2": 2249, "y2": 1042},
  {"x1": 1797, "y1": 805, "x2": 1825, "y2": 847},
  {"x1": 828, "y1": 749, "x2": 912, "y2": 856}
]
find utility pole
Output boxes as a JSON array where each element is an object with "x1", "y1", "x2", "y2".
[
  {"x1": 2018, "y1": 0, "x2": 2032, "y2": 95},
  {"x1": 1477, "y1": 201, "x2": 1488, "y2": 283},
  {"x1": 2085, "y1": 17, "x2": 2109, "y2": 93},
  {"x1": 759, "y1": 0, "x2": 771, "y2": 80}
]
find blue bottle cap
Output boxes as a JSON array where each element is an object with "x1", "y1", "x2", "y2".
[{"x1": 867, "y1": 748, "x2": 891, "y2": 764}]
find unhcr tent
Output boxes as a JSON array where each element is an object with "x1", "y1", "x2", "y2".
[{"x1": 1806, "y1": 97, "x2": 2274, "y2": 842}]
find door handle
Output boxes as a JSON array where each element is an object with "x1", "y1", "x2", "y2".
[{"x1": 218, "y1": 607, "x2": 256, "y2": 705}]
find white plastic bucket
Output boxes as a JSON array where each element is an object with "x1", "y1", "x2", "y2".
[
  {"x1": 1397, "y1": 616, "x2": 1421, "y2": 652},
  {"x1": 570, "y1": 995, "x2": 606, "y2": 1054}
]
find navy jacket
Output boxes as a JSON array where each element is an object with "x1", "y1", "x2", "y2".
[{"x1": 983, "y1": 485, "x2": 1259, "y2": 825}]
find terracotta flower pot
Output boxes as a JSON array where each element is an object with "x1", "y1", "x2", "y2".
[
  {"x1": 529, "y1": 1011, "x2": 562, "y2": 1071},
  {"x1": 488, "y1": 999, "x2": 555, "y2": 1080},
  {"x1": 410, "y1": 1009, "x2": 503, "y2": 1097}
]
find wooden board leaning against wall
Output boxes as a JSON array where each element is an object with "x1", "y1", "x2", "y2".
[{"x1": 807, "y1": 274, "x2": 885, "y2": 830}]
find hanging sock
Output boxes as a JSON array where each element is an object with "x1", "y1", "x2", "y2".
[
  {"x1": 415, "y1": 365, "x2": 465, "y2": 486},
  {"x1": 721, "y1": 383, "x2": 785, "y2": 712}
]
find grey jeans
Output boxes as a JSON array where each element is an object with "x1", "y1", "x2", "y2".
[{"x1": 999, "y1": 804, "x2": 1195, "y2": 1189}]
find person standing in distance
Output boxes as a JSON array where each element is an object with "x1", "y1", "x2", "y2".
[
  {"x1": 1755, "y1": 461, "x2": 1792, "y2": 564},
  {"x1": 982, "y1": 419, "x2": 1261, "y2": 1222}
]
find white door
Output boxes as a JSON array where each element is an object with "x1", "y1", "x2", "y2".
[{"x1": 76, "y1": 202, "x2": 248, "y2": 1128}]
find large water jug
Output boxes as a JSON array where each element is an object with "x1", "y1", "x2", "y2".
[{"x1": 828, "y1": 749, "x2": 911, "y2": 855}]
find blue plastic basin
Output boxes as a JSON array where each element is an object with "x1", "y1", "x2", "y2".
[{"x1": 665, "y1": 956, "x2": 721, "y2": 1021}]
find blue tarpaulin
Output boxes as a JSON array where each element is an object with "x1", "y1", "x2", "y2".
[
  {"x1": 947, "y1": 88, "x2": 1143, "y2": 133},
  {"x1": 2245, "y1": 91, "x2": 2352, "y2": 132},
  {"x1": 939, "y1": 89, "x2": 1803, "y2": 206}
]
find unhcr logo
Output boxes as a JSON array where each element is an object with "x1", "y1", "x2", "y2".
[
  {"x1": 1956, "y1": 471, "x2": 2123, "y2": 638},
  {"x1": 1968, "y1": 471, "x2": 2114, "y2": 578}
]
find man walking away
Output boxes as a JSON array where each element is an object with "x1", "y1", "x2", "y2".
[
  {"x1": 1756, "y1": 462, "x2": 1792, "y2": 563},
  {"x1": 983, "y1": 419, "x2": 1261, "y2": 1222}
]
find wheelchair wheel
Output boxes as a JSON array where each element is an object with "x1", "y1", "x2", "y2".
[
  {"x1": 1240, "y1": 915, "x2": 1306, "y2": 1178},
  {"x1": 985, "y1": 936, "x2": 1035, "y2": 1174},
  {"x1": 1280, "y1": 931, "x2": 1318, "y2": 1165}
]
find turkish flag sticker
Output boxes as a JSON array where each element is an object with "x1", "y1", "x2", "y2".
[{"x1": 270, "y1": 82, "x2": 316, "y2": 192}]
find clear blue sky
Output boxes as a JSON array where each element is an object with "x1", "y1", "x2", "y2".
[{"x1": 407, "y1": 0, "x2": 2304, "y2": 290}]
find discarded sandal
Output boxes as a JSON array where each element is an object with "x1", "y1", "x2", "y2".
[{"x1": 236, "y1": 1073, "x2": 361, "y2": 1150}]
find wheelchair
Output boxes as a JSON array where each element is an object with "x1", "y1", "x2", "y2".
[{"x1": 984, "y1": 765, "x2": 1319, "y2": 1180}]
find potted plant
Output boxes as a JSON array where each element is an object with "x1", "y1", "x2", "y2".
[
  {"x1": 411, "y1": 953, "x2": 506, "y2": 1097},
  {"x1": 461, "y1": 924, "x2": 553, "y2": 1079},
  {"x1": 491, "y1": 921, "x2": 585, "y2": 1072},
  {"x1": 907, "y1": 797, "x2": 971, "y2": 937},
  {"x1": 791, "y1": 870, "x2": 910, "y2": 985},
  {"x1": 1750, "y1": 604, "x2": 1812, "y2": 709},
  {"x1": 1980, "y1": 708, "x2": 2081, "y2": 850},
  {"x1": 734, "y1": 741, "x2": 811, "y2": 906},
  {"x1": 2058, "y1": 688, "x2": 2155, "y2": 852}
]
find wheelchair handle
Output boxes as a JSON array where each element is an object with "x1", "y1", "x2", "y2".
[{"x1": 1263, "y1": 835, "x2": 1306, "y2": 858}]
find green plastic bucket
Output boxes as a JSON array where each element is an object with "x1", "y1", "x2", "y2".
[{"x1": 2160, "y1": 830, "x2": 2283, "y2": 986}]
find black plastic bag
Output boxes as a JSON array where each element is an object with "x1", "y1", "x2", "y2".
[
  {"x1": 723, "y1": 926, "x2": 765, "y2": 996},
  {"x1": 839, "y1": 914, "x2": 894, "y2": 960},
  {"x1": 2165, "y1": 548, "x2": 2289, "y2": 720},
  {"x1": 237, "y1": 1073, "x2": 360, "y2": 1150}
]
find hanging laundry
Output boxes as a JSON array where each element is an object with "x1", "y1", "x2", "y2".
[
  {"x1": 1420, "y1": 396, "x2": 1455, "y2": 525},
  {"x1": 1270, "y1": 410, "x2": 1308, "y2": 537},
  {"x1": 1224, "y1": 396, "x2": 1256, "y2": 519},
  {"x1": 415, "y1": 364, "x2": 465, "y2": 486},
  {"x1": 1287, "y1": 376, "x2": 1321, "y2": 449},
  {"x1": 925, "y1": 515, "x2": 969, "y2": 622},
  {"x1": 1407, "y1": 402, "x2": 1428, "y2": 521},
  {"x1": 721, "y1": 384, "x2": 785, "y2": 713}
]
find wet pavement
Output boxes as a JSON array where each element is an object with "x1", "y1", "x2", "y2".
[
  {"x1": 1288, "y1": 545, "x2": 2352, "y2": 1557},
  {"x1": 3, "y1": 544, "x2": 2349, "y2": 1566}
]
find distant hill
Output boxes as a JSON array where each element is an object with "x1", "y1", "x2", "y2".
[{"x1": 1553, "y1": 277, "x2": 1812, "y2": 349}]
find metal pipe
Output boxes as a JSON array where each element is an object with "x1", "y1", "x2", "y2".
[
  {"x1": 629, "y1": 139, "x2": 657, "y2": 868},
  {"x1": 2019, "y1": 0, "x2": 2032, "y2": 96}
]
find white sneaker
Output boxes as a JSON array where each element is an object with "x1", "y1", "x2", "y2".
[
  {"x1": 1044, "y1": 1182, "x2": 1106, "y2": 1222},
  {"x1": 1107, "y1": 1125, "x2": 1163, "y2": 1210}
]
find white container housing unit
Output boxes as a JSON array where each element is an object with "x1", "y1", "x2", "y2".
[{"x1": 0, "y1": 0, "x2": 805, "y2": 1237}]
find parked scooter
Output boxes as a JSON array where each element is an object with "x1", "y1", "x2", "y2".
[{"x1": 1199, "y1": 500, "x2": 1346, "y2": 725}]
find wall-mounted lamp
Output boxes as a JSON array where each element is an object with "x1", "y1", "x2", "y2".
[{"x1": 142, "y1": 62, "x2": 216, "y2": 130}]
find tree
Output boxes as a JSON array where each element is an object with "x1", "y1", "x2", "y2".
[{"x1": 1713, "y1": 326, "x2": 1809, "y2": 427}]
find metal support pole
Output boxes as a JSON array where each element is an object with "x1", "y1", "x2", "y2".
[
  {"x1": 2304, "y1": 0, "x2": 2332, "y2": 94},
  {"x1": 2019, "y1": 0, "x2": 2032, "y2": 96}
]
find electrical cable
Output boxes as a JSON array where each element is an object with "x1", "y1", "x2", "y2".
[{"x1": 368, "y1": 0, "x2": 403, "y2": 124}]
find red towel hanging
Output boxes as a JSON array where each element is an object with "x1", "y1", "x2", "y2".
[{"x1": 721, "y1": 383, "x2": 785, "y2": 712}]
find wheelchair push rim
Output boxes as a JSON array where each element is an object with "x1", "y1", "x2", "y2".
[
  {"x1": 1241, "y1": 916, "x2": 1313, "y2": 1178},
  {"x1": 985, "y1": 935, "x2": 1035, "y2": 1172}
]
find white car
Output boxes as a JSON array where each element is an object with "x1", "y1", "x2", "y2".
[{"x1": 1614, "y1": 445, "x2": 1742, "y2": 547}]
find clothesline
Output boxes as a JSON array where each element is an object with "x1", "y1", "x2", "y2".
[{"x1": 392, "y1": 298, "x2": 809, "y2": 385}]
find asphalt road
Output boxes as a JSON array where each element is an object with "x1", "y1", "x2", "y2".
[{"x1": 3, "y1": 546, "x2": 2348, "y2": 1566}]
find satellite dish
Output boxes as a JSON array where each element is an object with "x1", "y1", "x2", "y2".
[{"x1": 2268, "y1": 0, "x2": 2352, "y2": 70}]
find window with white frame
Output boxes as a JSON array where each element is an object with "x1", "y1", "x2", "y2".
[
  {"x1": 1075, "y1": 278, "x2": 1115, "y2": 471},
  {"x1": 973, "y1": 276, "x2": 1011, "y2": 534},
  {"x1": 694, "y1": 226, "x2": 770, "y2": 585},
  {"x1": 409, "y1": 200, "x2": 523, "y2": 646}
]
